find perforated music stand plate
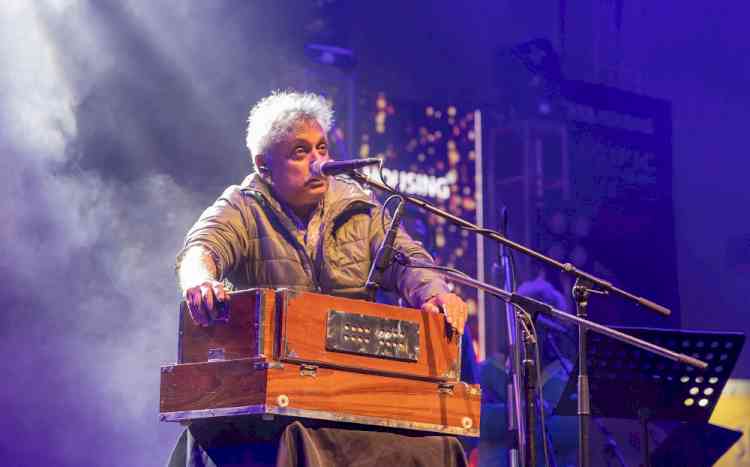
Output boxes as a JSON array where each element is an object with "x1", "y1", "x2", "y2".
[{"x1": 553, "y1": 327, "x2": 745, "y2": 422}]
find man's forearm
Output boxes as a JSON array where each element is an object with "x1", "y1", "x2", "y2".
[{"x1": 177, "y1": 245, "x2": 219, "y2": 293}]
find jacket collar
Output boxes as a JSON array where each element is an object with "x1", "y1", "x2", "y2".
[{"x1": 240, "y1": 173, "x2": 375, "y2": 224}]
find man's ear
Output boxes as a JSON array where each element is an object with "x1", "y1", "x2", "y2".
[{"x1": 254, "y1": 154, "x2": 270, "y2": 175}]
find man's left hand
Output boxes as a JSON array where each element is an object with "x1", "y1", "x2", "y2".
[{"x1": 421, "y1": 293, "x2": 468, "y2": 334}]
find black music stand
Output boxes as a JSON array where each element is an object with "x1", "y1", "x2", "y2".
[{"x1": 553, "y1": 327, "x2": 745, "y2": 466}]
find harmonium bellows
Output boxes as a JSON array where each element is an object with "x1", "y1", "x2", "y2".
[{"x1": 159, "y1": 288, "x2": 481, "y2": 437}]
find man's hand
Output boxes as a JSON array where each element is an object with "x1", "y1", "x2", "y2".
[
  {"x1": 184, "y1": 280, "x2": 230, "y2": 326},
  {"x1": 421, "y1": 293, "x2": 468, "y2": 334}
]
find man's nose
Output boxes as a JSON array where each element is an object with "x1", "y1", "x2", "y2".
[{"x1": 311, "y1": 148, "x2": 329, "y2": 161}]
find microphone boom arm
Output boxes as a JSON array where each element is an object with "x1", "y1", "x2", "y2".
[{"x1": 348, "y1": 170, "x2": 671, "y2": 318}]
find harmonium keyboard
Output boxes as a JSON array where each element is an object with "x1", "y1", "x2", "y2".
[{"x1": 159, "y1": 288, "x2": 481, "y2": 437}]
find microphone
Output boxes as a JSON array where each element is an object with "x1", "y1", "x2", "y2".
[
  {"x1": 310, "y1": 157, "x2": 381, "y2": 177},
  {"x1": 365, "y1": 199, "x2": 406, "y2": 295}
]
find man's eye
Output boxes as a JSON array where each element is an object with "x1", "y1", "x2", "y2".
[
  {"x1": 317, "y1": 144, "x2": 327, "y2": 153},
  {"x1": 293, "y1": 147, "x2": 308, "y2": 156}
]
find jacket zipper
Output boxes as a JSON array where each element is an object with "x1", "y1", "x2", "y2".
[{"x1": 250, "y1": 191, "x2": 322, "y2": 292}]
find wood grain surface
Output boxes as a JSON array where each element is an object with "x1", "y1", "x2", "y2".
[
  {"x1": 160, "y1": 358, "x2": 267, "y2": 412},
  {"x1": 266, "y1": 362, "x2": 480, "y2": 432},
  {"x1": 178, "y1": 289, "x2": 277, "y2": 363},
  {"x1": 160, "y1": 358, "x2": 480, "y2": 435},
  {"x1": 279, "y1": 290, "x2": 461, "y2": 381}
]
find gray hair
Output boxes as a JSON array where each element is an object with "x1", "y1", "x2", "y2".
[{"x1": 245, "y1": 91, "x2": 334, "y2": 171}]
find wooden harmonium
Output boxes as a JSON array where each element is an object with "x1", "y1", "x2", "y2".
[{"x1": 159, "y1": 288, "x2": 481, "y2": 437}]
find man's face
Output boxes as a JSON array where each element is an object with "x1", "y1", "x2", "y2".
[{"x1": 264, "y1": 119, "x2": 330, "y2": 213}]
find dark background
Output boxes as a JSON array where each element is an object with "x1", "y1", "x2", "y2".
[{"x1": 2, "y1": 1, "x2": 749, "y2": 465}]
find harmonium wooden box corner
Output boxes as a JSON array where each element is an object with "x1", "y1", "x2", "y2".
[{"x1": 160, "y1": 288, "x2": 481, "y2": 437}]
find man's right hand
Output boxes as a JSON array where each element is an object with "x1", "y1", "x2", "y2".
[{"x1": 184, "y1": 280, "x2": 230, "y2": 326}]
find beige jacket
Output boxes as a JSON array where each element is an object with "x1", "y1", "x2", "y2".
[{"x1": 178, "y1": 173, "x2": 449, "y2": 307}]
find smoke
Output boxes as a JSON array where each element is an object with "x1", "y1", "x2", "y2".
[{"x1": 0, "y1": 0, "x2": 307, "y2": 464}]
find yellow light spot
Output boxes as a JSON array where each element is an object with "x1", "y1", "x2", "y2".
[
  {"x1": 377, "y1": 94, "x2": 387, "y2": 110},
  {"x1": 467, "y1": 299, "x2": 477, "y2": 316},
  {"x1": 375, "y1": 111, "x2": 386, "y2": 134},
  {"x1": 435, "y1": 232, "x2": 446, "y2": 248},
  {"x1": 359, "y1": 144, "x2": 370, "y2": 157},
  {"x1": 426, "y1": 106, "x2": 434, "y2": 116},
  {"x1": 447, "y1": 106, "x2": 457, "y2": 117}
]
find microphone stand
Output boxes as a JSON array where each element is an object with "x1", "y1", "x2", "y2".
[
  {"x1": 522, "y1": 320, "x2": 538, "y2": 467},
  {"x1": 348, "y1": 170, "x2": 685, "y2": 467}
]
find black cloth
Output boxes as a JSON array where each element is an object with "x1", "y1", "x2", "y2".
[{"x1": 167, "y1": 418, "x2": 468, "y2": 467}]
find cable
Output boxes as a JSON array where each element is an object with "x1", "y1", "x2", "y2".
[
  {"x1": 529, "y1": 315, "x2": 553, "y2": 467},
  {"x1": 377, "y1": 157, "x2": 395, "y2": 191},
  {"x1": 380, "y1": 194, "x2": 404, "y2": 233},
  {"x1": 392, "y1": 252, "x2": 473, "y2": 279},
  {"x1": 515, "y1": 305, "x2": 552, "y2": 467}
]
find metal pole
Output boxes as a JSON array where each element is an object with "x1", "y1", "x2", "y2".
[{"x1": 573, "y1": 279, "x2": 591, "y2": 467}]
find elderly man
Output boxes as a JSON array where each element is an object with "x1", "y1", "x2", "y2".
[
  {"x1": 170, "y1": 91, "x2": 471, "y2": 466},
  {"x1": 177, "y1": 90, "x2": 467, "y2": 333}
]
